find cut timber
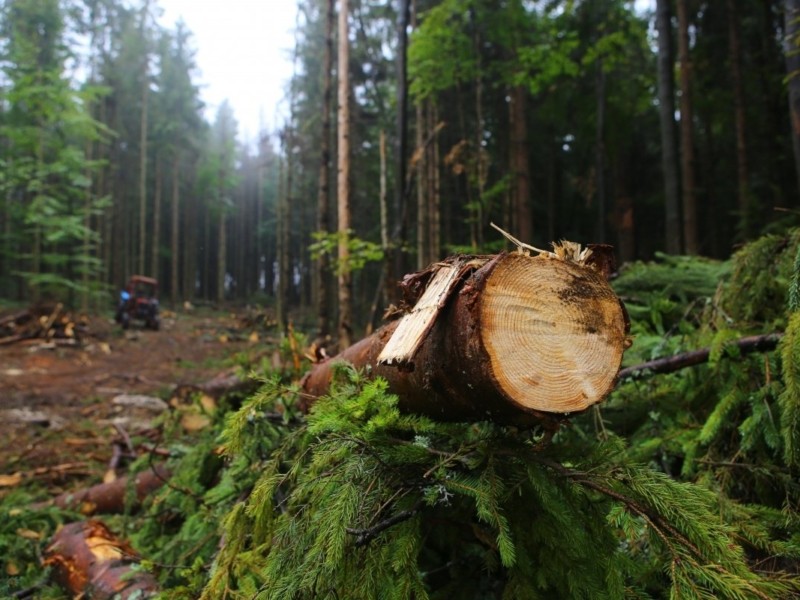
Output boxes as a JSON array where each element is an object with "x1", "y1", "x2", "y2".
[
  {"x1": 43, "y1": 520, "x2": 159, "y2": 599},
  {"x1": 302, "y1": 251, "x2": 630, "y2": 424},
  {"x1": 48, "y1": 463, "x2": 170, "y2": 515}
]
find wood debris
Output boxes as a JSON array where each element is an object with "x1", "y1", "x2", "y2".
[{"x1": 0, "y1": 303, "x2": 91, "y2": 347}]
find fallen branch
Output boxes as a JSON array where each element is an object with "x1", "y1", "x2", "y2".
[
  {"x1": 617, "y1": 333, "x2": 781, "y2": 380},
  {"x1": 43, "y1": 520, "x2": 159, "y2": 599}
]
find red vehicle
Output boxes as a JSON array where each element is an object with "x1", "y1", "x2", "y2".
[{"x1": 115, "y1": 275, "x2": 160, "y2": 330}]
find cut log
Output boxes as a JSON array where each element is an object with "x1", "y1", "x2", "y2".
[
  {"x1": 43, "y1": 520, "x2": 159, "y2": 599},
  {"x1": 302, "y1": 250, "x2": 630, "y2": 425},
  {"x1": 49, "y1": 463, "x2": 171, "y2": 515}
]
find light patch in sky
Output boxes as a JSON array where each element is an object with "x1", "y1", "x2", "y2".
[{"x1": 157, "y1": 0, "x2": 298, "y2": 147}]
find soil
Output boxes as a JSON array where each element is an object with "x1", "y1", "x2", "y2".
[{"x1": 0, "y1": 308, "x2": 273, "y2": 496}]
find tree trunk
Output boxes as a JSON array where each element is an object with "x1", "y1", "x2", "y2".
[
  {"x1": 44, "y1": 520, "x2": 159, "y2": 599},
  {"x1": 509, "y1": 85, "x2": 532, "y2": 244},
  {"x1": 217, "y1": 202, "x2": 226, "y2": 305},
  {"x1": 151, "y1": 156, "x2": 161, "y2": 279},
  {"x1": 785, "y1": 0, "x2": 800, "y2": 200},
  {"x1": 727, "y1": 0, "x2": 750, "y2": 236},
  {"x1": 595, "y1": 60, "x2": 607, "y2": 244},
  {"x1": 416, "y1": 99, "x2": 428, "y2": 269},
  {"x1": 337, "y1": 0, "x2": 353, "y2": 348},
  {"x1": 302, "y1": 250, "x2": 629, "y2": 426},
  {"x1": 393, "y1": 0, "x2": 412, "y2": 297},
  {"x1": 677, "y1": 0, "x2": 698, "y2": 254},
  {"x1": 656, "y1": 0, "x2": 681, "y2": 254},
  {"x1": 138, "y1": 2, "x2": 150, "y2": 275},
  {"x1": 171, "y1": 155, "x2": 180, "y2": 304},
  {"x1": 317, "y1": 0, "x2": 335, "y2": 338}
]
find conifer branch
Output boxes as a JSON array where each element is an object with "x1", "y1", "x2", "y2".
[
  {"x1": 618, "y1": 333, "x2": 782, "y2": 380},
  {"x1": 346, "y1": 501, "x2": 424, "y2": 546}
]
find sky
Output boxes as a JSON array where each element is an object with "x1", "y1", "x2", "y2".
[{"x1": 157, "y1": 0, "x2": 299, "y2": 147}]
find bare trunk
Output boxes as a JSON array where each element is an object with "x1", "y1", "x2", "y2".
[
  {"x1": 317, "y1": 0, "x2": 335, "y2": 338},
  {"x1": 416, "y1": 101, "x2": 427, "y2": 269},
  {"x1": 138, "y1": 17, "x2": 149, "y2": 275},
  {"x1": 151, "y1": 157, "x2": 161, "y2": 279},
  {"x1": 656, "y1": 0, "x2": 682, "y2": 253},
  {"x1": 217, "y1": 205, "x2": 226, "y2": 305},
  {"x1": 302, "y1": 251, "x2": 628, "y2": 426},
  {"x1": 509, "y1": 85, "x2": 532, "y2": 243},
  {"x1": 785, "y1": 0, "x2": 800, "y2": 199},
  {"x1": 337, "y1": 0, "x2": 353, "y2": 348},
  {"x1": 171, "y1": 156, "x2": 180, "y2": 304},
  {"x1": 595, "y1": 60, "x2": 607, "y2": 243},
  {"x1": 727, "y1": 0, "x2": 750, "y2": 235},
  {"x1": 677, "y1": 0, "x2": 698, "y2": 254}
]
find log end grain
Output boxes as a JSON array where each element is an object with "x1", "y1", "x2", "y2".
[{"x1": 480, "y1": 254, "x2": 629, "y2": 414}]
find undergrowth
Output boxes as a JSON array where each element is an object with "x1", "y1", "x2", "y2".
[{"x1": 4, "y1": 231, "x2": 800, "y2": 598}]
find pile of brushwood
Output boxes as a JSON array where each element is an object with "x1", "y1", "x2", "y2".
[
  {"x1": 3, "y1": 231, "x2": 800, "y2": 599},
  {"x1": 0, "y1": 303, "x2": 91, "y2": 347}
]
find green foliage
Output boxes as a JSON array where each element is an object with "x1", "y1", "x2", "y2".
[
  {"x1": 0, "y1": 490, "x2": 75, "y2": 598},
  {"x1": 199, "y1": 365, "x2": 798, "y2": 599},
  {"x1": 309, "y1": 230, "x2": 385, "y2": 275}
]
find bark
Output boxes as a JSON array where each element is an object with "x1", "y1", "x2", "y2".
[
  {"x1": 785, "y1": 0, "x2": 800, "y2": 199},
  {"x1": 44, "y1": 520, "x2": 159, "y2": 599},
  {"x1": 317, "y1": 0, "x2": 335, "y2": 338},
  {"x1": 595, "y1": 60, "x2": 607, "y2": 243},
  {"x1": 656, "y1": 0, "x2": 681, "y2": 254},
  {"x1": 396, "y1": 0, "x2": 411, "y2": 279},
  {"x1": 618, "y1": 333, "x2": 781, "y2": 380},
  {"x1": 416, "y1": 100, "x2": 427, "y2": 270},
  {"x1": 301, "y1": 251, "x2": 629, "y2": 426},
  {"x1": 151, "y1": 157, "x2": 161, "y2": 279},
  {"x1": 138, "y1": 1, "x2": 150, "y2": 276},
  {"x1": 727, "y1": 0, "x2": 750, "y2": 235},
  {"x1": 509, "y1": 85, "x2": 532, "y2": 244},
  {"x1": 337, "y1": 0, "x2": 353, "y2": 348},
  {"x1": 677, "y1": 0, "x2": 698, "y2": 254},
  {"x1": 49, "y1": 463, "x2": 170, "y2": 515},
  {"x1": 170, "y1": 155, "x2": 179, "y2": 304}
]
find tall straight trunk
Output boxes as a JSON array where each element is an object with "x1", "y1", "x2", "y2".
[
  {"x1": 276, "y1": 145, "x2": 288, "y2": 330},
  {"x1": 656, "y1": 0, "x2": 681, "y2": 254},
  {"x1": 281, "y1": 129, "x2": 293, "y2": 331},
  {"x1": 81, "y1": 139, "x2": 92, "y2": 312},
  {"x1": 317, "y1": 0, "x2": 335, "y2": 338},
  {"x1": 595, "y1": 60, "x2": 607, "y2": 244},
  {"x1": 337, "y1": 0, "x2": 353, "y2": 348},
  {"x1": 138, "y1": 7, "x2": 149, "y2": 275},
  {"x1": 415, "y1": 100, "x2": 427, "y2": 270},
  {"x1": 393, "y1": 0, "x2": 411, "y2": 291},
  {"x1": 727, "y1": 0, "x2": 750, "y2": 235},
  {"x1": 430, "y1": 103, "x2": 441, "y2": 262},
  {"x1": 151, "y1": 157, "x2": 161, "y2": 279},
  {"x1": 379, "y1": 129, "x2": 389, "y2": 287},
  {"x1": 170, "y1": 156, "x2": 180, "y2": 304},
  {"x1": 677, "y1": 0, "x2": 698, "y2": 254},
  {"x1": 256, "y1": 142, "x2": 265, "y2": 293},
  {"x1": 473, "y1": 24, "x2": 485, "y2": 251},
  {"x1": 509, "y1": 85, "x2": 532, "y2": 244},
  {"x1": 785, "y1": 0, "x2": 800, "y2": 199},
  {"x1": 614, "y1": 156, "x2": 635, "y2": 262},
  {"x1": 183, "y1": 164, "x2": 196, "y2": 301},
  {"x1": 217, "y1": 206, "x2": 226, "y2": 305}
]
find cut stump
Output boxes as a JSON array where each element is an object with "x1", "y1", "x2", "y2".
[{"x1": 302, "y1": 250, "x2": 630, "y2": 425}]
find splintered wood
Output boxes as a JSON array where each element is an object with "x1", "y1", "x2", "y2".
[{"x1": 378, "y1": 259, "x2": 467, "y2": 366}]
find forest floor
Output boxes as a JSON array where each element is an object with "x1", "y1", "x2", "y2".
[{"x1": 0, "y1": 307, "x2": 275, "y2": 499}]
